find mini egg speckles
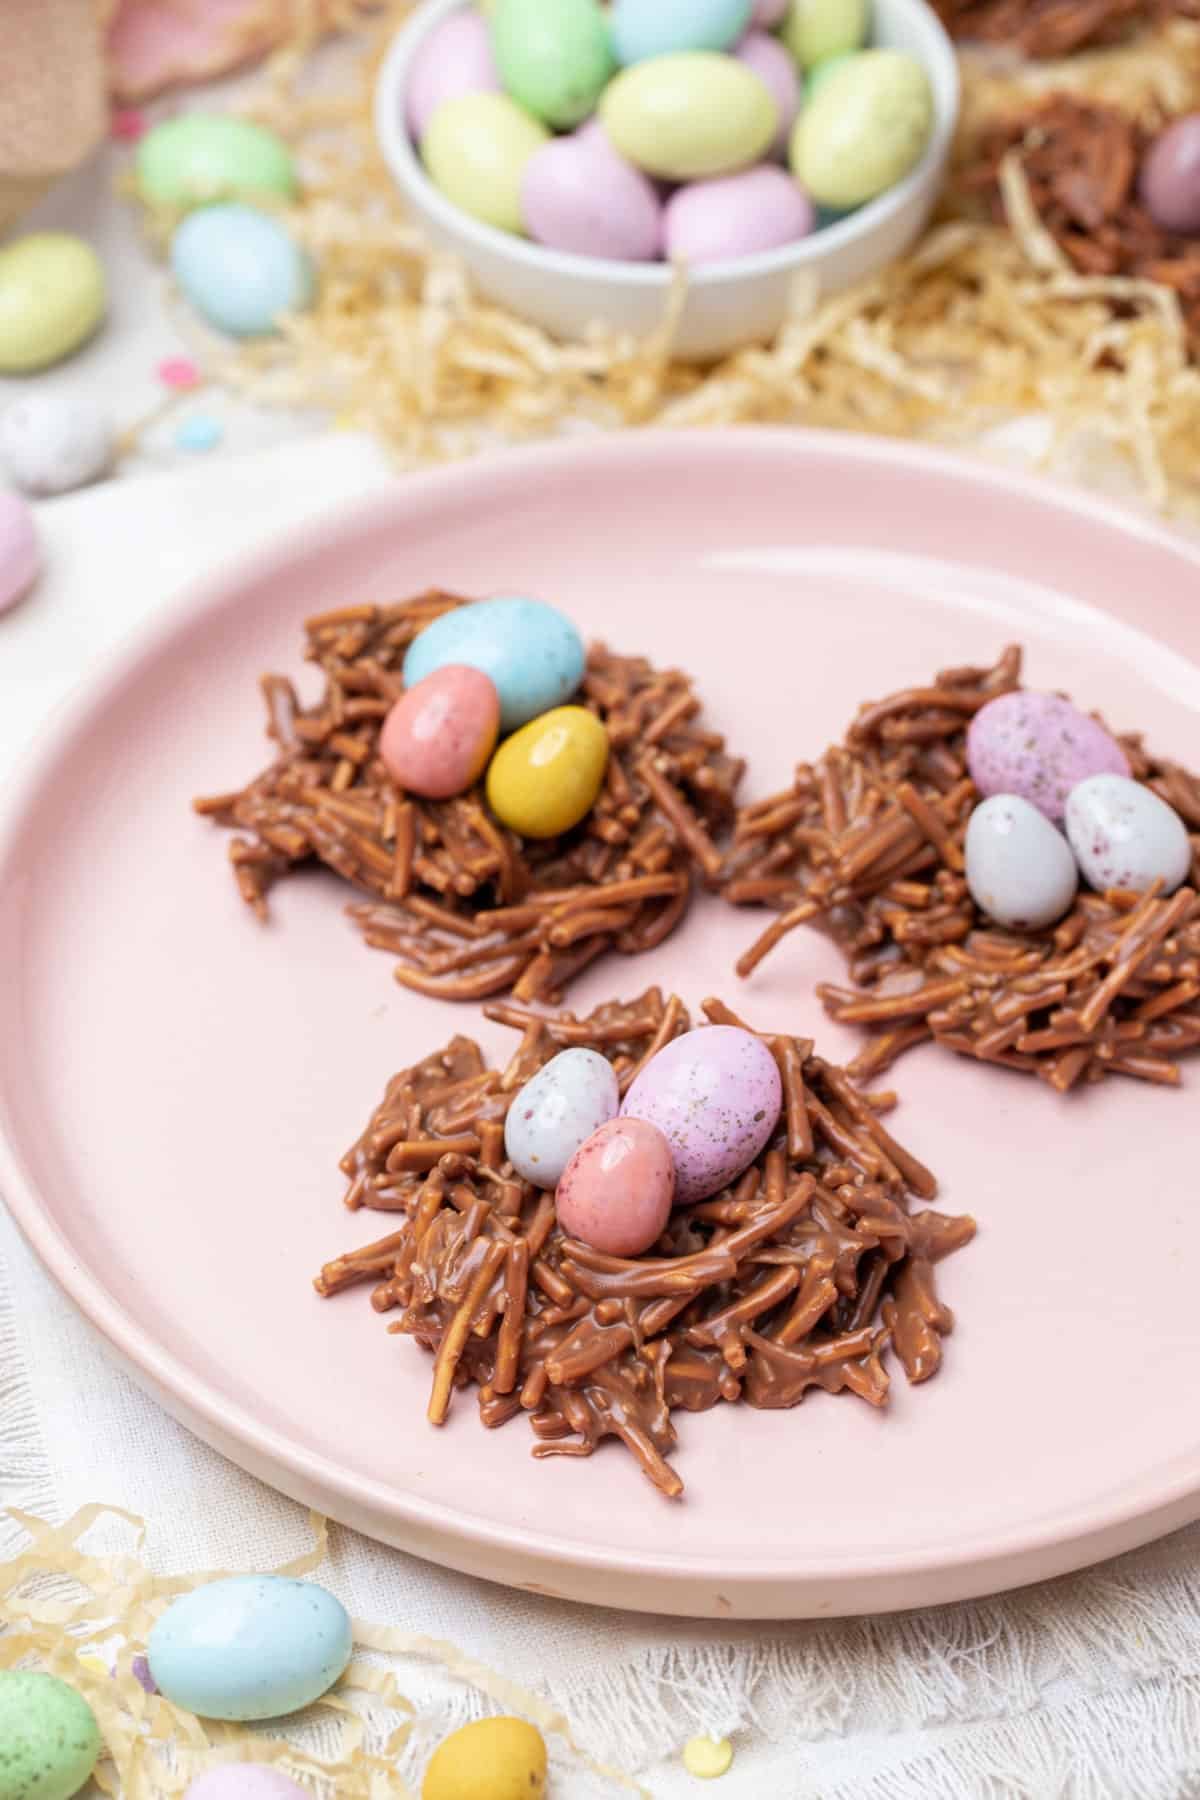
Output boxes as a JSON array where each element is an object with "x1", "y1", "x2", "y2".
[
  {"x1": 505, "y1": 1047, "x2": 619, "y2": 1189},
  {"x1": 1065, "y1": 774, "x2": 1193, "y2": 896},
  {"x1": 621, "y1": 1025, "x2": 782, "y2": 1204},
  {"x1": 966, "y1": 690, "x2": 1129, "y2": 822}
]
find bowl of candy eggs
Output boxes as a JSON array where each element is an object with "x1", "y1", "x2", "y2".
[{"x1": 375, "y1": 0, "x2": 959, "y2": 360}]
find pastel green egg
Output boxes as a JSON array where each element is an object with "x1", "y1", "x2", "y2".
[
  {"x1": 600, "y1": 53, "x2": 777, "y2": 181},
  {"x1": 805, "y1": 47, "x2": 858, "y2": 96},
  {"x1": 136, "y1": 114, "x2": 297, "y2": 209},
  {"x1": 0, "y1": 234, "x2": 105, "y2": 374},
  {"x1": 487, "y1": 706, "x2": 609, "y2": 839},
  {"x1": 782, "y1": 0, "x2": 867, "y2": 66},
  {"x1": 423, "y1": 92, "x2": 549, "y2": 233},
  {"x1": 792, "y1": 48, "x2": 932, "y2": 208},
  {"x1": 0, "y1": 1670, "x2": 102, "y2": 1800},
  {"x1": 492, "y1": 0, "x2": 614, "y2": 128}
]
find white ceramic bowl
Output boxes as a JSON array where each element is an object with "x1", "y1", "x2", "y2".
[{"x1": 375, "y1": 0, "x2": 960, "y2": 360}]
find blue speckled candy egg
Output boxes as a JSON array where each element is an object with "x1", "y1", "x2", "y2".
[
  {"x1": 403, "y1": 596, "x2": 586, "y2": 732},
  {"x1": 147, "y1": 1575, "x2": 352, "y2": 1721},
  {"x1": 611, "y1": 0, "x2": 753, "y2": 64},
  {"x1": 170, "y1": 204, "x2": 314, "y2": 338},
  {"x1": 0, "y1": 1670, "x2": 101, "y2": 1800},
  {"x1": 505, "y1": 1047, "x2": 620, "y2": 1188},
  {"x1": 621, "y1": 1025, "x2": 783, "y2": 1205}
]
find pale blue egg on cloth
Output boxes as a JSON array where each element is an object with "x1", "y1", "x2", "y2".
[
  {"x1": 171, "y1": 204, "x2": 314, "y2": 338},
  {"x1": 402, "y1": 595, "x2": 585, "y2": 731}
]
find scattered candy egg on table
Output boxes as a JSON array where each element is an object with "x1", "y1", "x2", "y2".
[
  {"x1": 782, "y1": 0, "x2": 868, "y2": 65},
  {"x1": 556, "y1": 1115, "x2": 676, "y2": 1255},
  {"x1": 1065, "y1": 773, "x2": 1193, "y2": 896},
  {"x1": 505, "y1": 1046, "x2": 620, "y2": 1187},
  {"x1": 0, "y1": 232, "x2": 106, "y2": 373},
  {"x1": 492, "y1": 0, "x2": 614, "y2": 128},
  {"x1": 185, "y1": 1770, "x2": 309, "y2": 1800},
  {"x1": 0, "y1": 393, "x2": 114, "y2": 496},
  {"x1": 379, "y1": 663, "x2": 501, "y2": 798},
  {"x1": 665, "y1": 165, "x2": 815, "y2": 262},
  {"x1": 966, "y1": 689, "x2": 1129, "y2": 822},
  {"x1": 609, "y1": 0, "x2": 752, "y2": 65},
  {"x1": 1140, "y1": 113, "x2": 1200, "y2": 235},
  {"x1": 422, "y1": 92, "x2": 550, "y2": 232},
  {"x1": 404, "y1": 595, "x2": 586, "y2": 732},
  {"x1": 0, "y1": 1670, "x2": 102, "y2": 1800},
  {"x1": 622, "y1": 1026, "x2": 783, "y2": 1204},
  {"x1": 146, "y1": 1574, "x2": 352, "y2": 1721},
  {"x1": 736, "y1": 31, "x2": 803, "y2": 160},
  {"x1": 174, "y1": 411, "x2": 224, "y2": 452},
  {"x1": 0, "y1": 489, "x2": 41, "y2": 615},
  {"x1": 600, "y1": 52, "x2": 778, "y2": 182},
  {"x1": 422, "y1": 1716, "x2": 547, "y2": 1800},
  {"x1": 522, "y1": 120, "x2": 663, "y2": 259},
  {"x1": 406, "y1": 9, "x2": 501, "y2": 141},
  {"x1": 486, "y1": 704, "x2": 610, "y2": 838},
  {"x1": 964, "y1": 794, "x2": 1078, "y2": 931},
  {"x1": 171, "y1": 204, "x2": 314, "y2": 337},
  {"x1": 793, "y1": 49, "x2": 932, "y2": 209},
  {"x1": 135, "y1": 114, "x2": 297, "y2": 209}
]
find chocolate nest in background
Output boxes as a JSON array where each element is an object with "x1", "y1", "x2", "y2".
[
  {"x1": 725, "y1": 647, "x2": 1200, "y2": 1090},
  {"x1": 314, "y1": 990, "x2": 974, "y2": 1498},
  {"x1": 931, "y1": 0, "x2": 1196, "y2": 55},
  {"x1": 194, "y1": 593, "x2": 743, "y2": 1003}
]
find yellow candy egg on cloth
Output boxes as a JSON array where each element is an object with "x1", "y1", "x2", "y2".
[
  {"x1": 422, "y1": 1717, "x2": 548, "y2": 1800},
  {"x1": 486, "y1": 705, "x2": 609, "y2": 838}
]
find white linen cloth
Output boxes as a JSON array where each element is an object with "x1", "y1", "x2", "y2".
[{"x1": 4, "y1": 436, "x2": 1200, "y2": 1800}]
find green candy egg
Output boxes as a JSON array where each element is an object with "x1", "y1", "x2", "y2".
[
  {"x1": 0, "y1": 234, "x2": 105, "y2": 374},
  {"x1": 600, "y1": 52, "x2": 777, "y2": 181},
  {"x1": 805, "y1": 48, "x2": 858, "y2": 97},
  {"x1": 782, "y1": 0, "x2": 867, "y2": 67},
  {"x1": 136, "y1": 114, "x2": 297, "y2": 210},
  {"x1": 492, "y1": 0, "x2": 613, "y2": 128},
  {"x1": 792, "y1": 48, "x2": 932, "y2": 209},
  {"x1": 0, "y1": 1671, "x2": 102, "y2": 1800},
  {"x1": 423, "y1": 92, "x2": 549, "y2": 233}
]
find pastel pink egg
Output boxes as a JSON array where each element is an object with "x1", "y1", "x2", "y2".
[
  {"x1": 966, "y1": 690, "x2": 1130, "y2": 823},
  {"x1": 405, "y1": 11, "x2": 500, "y2": 143},
  {"x1": 185, "y1": 1769, "x2": 308, "y2": 1800},
  {"x1": 522, "y1": 121, "x2": 663, "y2": 261},
  {"x1": 751, "y1": 0, "x2": 790, "y2": 22},
  {"x1": 0, "y1": 489, "x2": 40, "y2": 616},
  {"x1": 556, "y1": 1117, "x2": 675, "y2": 1257},
  {"x1": 665, "y1": 164, "x2": 815, "y2": 266},
  {"x1": 380, "y1": 664, "x2": 500, "y2": 799},
  {"x1": 622, "y1": 1026, "x2": 782, "y2": 1205},
  {"x1": 736, "y1": 31, "x2": 801, "y2": 158}
]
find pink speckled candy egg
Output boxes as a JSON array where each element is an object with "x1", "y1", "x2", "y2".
[
  {"x1": 522, "y1": 120, "x2": 663, "y2": 260},
  {"x1": 380, "y1": 664, "x2": 500, "y2": 799},
  {"x1": 736, "y1": 31, "x2": 801, "y2": 158},
  {"x1": 622, "y1": 1026, "x2": 783, "y2": 1204},
  {"x1": 665, "y1": 164, "x2": 815, "y2": 265},
  {"x1": 966, "y1": 690, "x2": 1129, "y2": 822},
  {"x1": 186, "y1": 1769, "x2": 309, "y2": 1800},
  {"x1": 556, "y1": 1117, "x2": 675, "y2": 1256},
  {"x1": 1140, "y1": 113, "x2": 1200, "y2": 236},
  {"x1": 0, "y1": 488, "x2": 40, "y2": 615},
  {"x1": 406, "y1": 11, "x2": 500, "y2": 142}
]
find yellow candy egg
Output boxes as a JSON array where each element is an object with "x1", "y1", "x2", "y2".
[
  {"x1": 422, "y1": 1717, "x2": 548, "y2": 1800},
  {"x1": 422, "y1": 92, "x2": 549, "y2": 233},
  {"x1": 486, "y1": 705, "x2": 609, "y2": 839},
  {"x1": 600, "y1": 52, "x2": 777, "y2": 181}
]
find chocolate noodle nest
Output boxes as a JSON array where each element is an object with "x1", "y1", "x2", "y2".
[
  {"x1": 314, "y1": 990, "x2": 974, "y2": 1499},
  {"x1": 194, "y1": 593, "x2": 743, "y2": 1004},
  {"x1": 724, "y1": 646, "x2": 1200, "y2": 1091}
]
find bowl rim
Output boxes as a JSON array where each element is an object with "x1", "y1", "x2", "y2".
[{"x1": 374, "y1": 0, "x2": 962, "y2": 290}]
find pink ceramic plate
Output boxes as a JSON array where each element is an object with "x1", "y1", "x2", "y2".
[{"x1": 3, "y1": 432, "x2": 1199, "y2": 1620}]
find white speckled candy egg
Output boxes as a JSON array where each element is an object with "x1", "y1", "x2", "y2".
[
  {"x1": 147, "y1": 1575, "x2": 352, "y2": 1721},
  {"x1": 1065, "y1": 773, "x2": 1193, "y2": 896},
  {"x1": 505, "y1": 1047, "x2": 619, "y2": 1188},
  {"x1": 621, "y1": 1025, "x2": 782, "y2": 1204},
  {"x1": 0, "y1": 393, "x2": 113, "y2": 496},
  {"x1": 965, "y1": 794, "x2": 1078, "y2": 931},
  {"x1": 967, "y1": 689, "x2": 1130, "y2": 822}
]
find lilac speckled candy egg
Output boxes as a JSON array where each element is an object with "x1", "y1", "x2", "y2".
[
  {"x1": 0, "y1": 488, "x2": 40, "y2": 614},
  {"x1": 1139, "y1": 113, "x2": 1200, "y2": 236},
  {"x1": 736, "y1": 32, "x2": 801, "y2": 158},
  {"x1": 186, "y1": 1769, "x2": 309, "y2": 1800},
  {"x1": 522, "y1": 121, "x2": 663, "y2": 260},
  {"x1": 405, "y1": 11, "x2": 500, "y2": 142},
  {"x1": 1065, "y1": 773, "x2": 1193, "y2": 896},
  {"x1": 505, "y1": 1047, "x2": 620, "y2": 1188},
  {"x1": 556, "y1": 1116, "x2": 675, "y2": 1255},
  {"x1": 665, "y1": 164, "x2": 815, "y2": 264},
  {"x1": 379, "y1": 664, "x2": 500, "y2": 798},
  {"x1": 622, "y1": 1025, "x2": 783, "y2": 1204},
  {"x1": 966, "y1": 690, "x2": 1129, "y2": 822}
]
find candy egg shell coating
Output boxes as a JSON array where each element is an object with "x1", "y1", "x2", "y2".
[
  {"x1": 806, "y1": 48, "x2": 858, "y2": 97},
  {"x1": 966, "y1": 689, "x2": 1130, "y2": 822},
  {"x1": 0, "y1": 1670, "x2": 101, "y2": 1800},
  {"x1": 601, "y1": 53, "x2": 778, "y2": 182},
  {"x1": 406, "y1": 10, "x2": 500, "y2": 141},
  {"x1": 782, "y1": 0, "x2": 867, "y2": 65},
  {"x1": 404, "y1": 595, "x2": 585, "y2": 732},
  {"x1": 621, "y1": 1025, "x2": 783, "y2": 1205},
  {"x1": 736, "y1": 32, "x2": 802, "y2": 159},
  {"x1": 422, "y1": 1717, "x2": 548, "y2": 1800},
  {"x1": 147, "y1": 1574, "x2": 352, "y2": 1721},
  {"x1": 486, "y1": 705, "x2": 609, "y2": 839},
  {"x1": 136, "y1": 114, "x2": 296, "y2": 209},
  {"x1": 171, "y1": 204, "x2": 314, "y2": 337},
  {"x1": 423, "y1": 93, "x2": 549, "y2": 233},
  {"x1": 1065, "y1": 773, "x2": 1193, "y2": 896},
  {"x1": 0, "y1": 394, "x2": 113, "y2": 496},
  {"x1": 186, "y1": 1770, "x2": 309, "y2": 1800},
  {"x1": 380, "y1": 664, "x2": 500, "y2": 798},
  {"x1": 556, "y1": 1116, "x2": 676, "y2": 1256},
  {"x1": 665, "y1": 164, "x2": 815, "y2": 263},
  {"x1": 492, "y1": 0, "x2": 614, "y2": 128},
  {"x1": 964, "y1": 794, "x2": 1078, "y2": 931},
  {"x1": 522, "y1": 123, "x2": 663, "y2": 259},
  {"x1": 505, "y1": 1047, "x2": 620, "y2": 1188},
  {"x1": 1139, "y1": 113, "x2": 1200, "y2": 235},
  {"x1": 610, "y1": 0, "x2": 752, "y2": 65},
  {"x1": 793, "y1": 49, "x2": 932, "y2": 210},
  {"x1": 0, "y1": 488, "x2": 41, "y2": 614},
  {"x1": 0, "y1": 233, "x2": 106, "y2": 374}
]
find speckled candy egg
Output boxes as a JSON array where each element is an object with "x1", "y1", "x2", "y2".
[
  {"x1": 736, "y1": 32, "x2": 802, "y2": 159},
  {"x1": 522, "y1": 121, "x2": 663, "y2": 260},
  {"x1": 0, "y1": 233, "x2": 106, "y2": 374},
  {"x1": 793, "y1": 49, "x2": 932, "y2": 210},
  {"x1": 422, "y1": 1717, "x2": 547, "y2": 1800},
  {"x1": 556, "y1": 1116, "x2": 676, "y2": 1255},
  {"x1": 186, "y1": 1771, "x2": 309, "y2": 1800},
  {"x1": 486, "y1": 704, "x2": 609, "y2": 838},
  {"x1": 0, "y1": 488, "x2": 41, "y2": 615},
  {"x1": 406, "y1": 10, "x2": 500, "y2": 141},
  {"x1": 666, "y1": 165, "x2": 815, "y2": 263},
  {"x1": 404, "y1": 596, "x2": 585, "y2": 732},
  {"x1": 147, "y1": 1575, "x2": 352, "y2": 1721},
  {"x1": 965, "y1": 793, "x2": 1078, "y2": 931},
  {"x1": 492, "y1": 0, "x2": 614, "y2": 128},
  {"x1": 171, "y1": 204, "x2": 314, "y2": 337},
  {"x1": 380, "y1": 664, "x2": 500, "y2": 798},
  {"x1": 1140, "y1": 113, "x2": 1200, "y2": 236},
  {"x1": 505, "y1": 1047, "x2": 620, "y2": 1187},
  {"x1": 0, "y1": 393, "x2": 114, "y2": 496},
  {"x1": 0, "y1": 1670, "x2": 101, "y2": 1800},
  {"x1": 966, "y1": 690, "x2": 1130, "y2": 822},
  {"x1": 1065, "y1": 773, "x2": 1193, "y2": 896},
  {"x1": 136, "y1": 114, "x2": 296, "y2": 209},
  {"x1": 622, "y1": 1025, "x2": 783, "y2": 1204},
  {"x1": 601, "y1": 53, "x2": 778, "y2": 182},
  {"x1": 610, "y1": 0, "x2": 752, "y2": 65}
]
